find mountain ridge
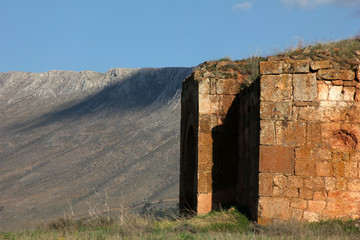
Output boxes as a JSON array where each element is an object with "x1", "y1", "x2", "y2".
[{"x1": 0, "y1": 67, "x2": 193, "y2": 231}]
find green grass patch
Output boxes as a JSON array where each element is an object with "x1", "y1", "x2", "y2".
[{"x1": 2, "y1": 211, "x2": 360, "y2": 240}]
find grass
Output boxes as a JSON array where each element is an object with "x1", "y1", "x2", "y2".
[
  {"x1": 2, "y1": 208, "x2": 360, "y2": 239},
  {"x1": 198, "y1": 55, "x2": 265, "y2": 91},
  {"x1": 274, "y1": 36, "x2": 360, "y2": 70},
  {"x1": 199, "y1": 36, "x2": 360, "y2": 88}
]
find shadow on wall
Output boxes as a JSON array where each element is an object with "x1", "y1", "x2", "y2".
[{"x1": 211, "y1": 79, "x2": 260, "y2": 220}]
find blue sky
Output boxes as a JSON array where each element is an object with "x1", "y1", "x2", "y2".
[{"x1": 1, "y1": 0, "x2": 360, "y2": 73}]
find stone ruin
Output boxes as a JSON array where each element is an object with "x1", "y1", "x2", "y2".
[{"x1": 180, "y1": 53, "x2": 360, "y2": 223}]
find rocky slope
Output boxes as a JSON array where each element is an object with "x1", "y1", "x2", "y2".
[{"x1": 0, "y1": 67, "x2": 193, "y2": 231}]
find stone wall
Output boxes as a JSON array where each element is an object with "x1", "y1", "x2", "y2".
[
  {"x1": 258, "y1": 59, "x2": 360, "y2": 223},
  {"x1": 180, "y1": 61, "x2": 248, "y2": 214},
  {"x1": 180, "y1": 55, "x2": 360, "y2": 222}
]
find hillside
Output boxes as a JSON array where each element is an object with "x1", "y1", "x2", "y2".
[{"x1": 0, "y1": 67, "x2": 193, "y2": 231}]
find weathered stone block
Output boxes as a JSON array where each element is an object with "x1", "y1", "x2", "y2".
[
  {"x1": 303, "y1": 177, "x2": 325, "y2": 191},
  {"x1": 295, "y1": 147, "x2": 315, "y2": 176},
  {"x1": 199, "y1": 78, "x2": 210, "y2": 94},
  {"x1": 198, "y1": 147, "x2": 212, "y2": 168},
  {"x1": 260, "y1": 61, "x2": 289, "y2": 75},
  {"x1": 259, "y1": 173, "x2": 273, "y2": 196},
  {"x1": 216, "y1": 79, "x2": 242, "y2": 95},
  {"x1": 260, "y1": 74, "x2": 292, "y2": 101},
  {"x1": 311, "y1": 61, "x2": 331, "y2": 70},
  {"x1": 260, "y1": 101, "x2": 292, "y2": 120},
  {"x1": 333, "y1": 161, "x2": 345, "y2": 177},
  {"x1": 303, "y1": 211, "x2": 320, "y2": 222},
  {"x1": 328, "y1": 86, "x2": 343, "y2": 101},
  {"x1": 328, "y1": 191, "x2": 360, "y2": 202},
  {"x1": 260, "y1": 120, "x2": 275, "y2": 145},
  {"x1": 324, "y1": 177, "x2": 336, "y2": 191},
  {"x1": 345, "y1": 161, "x2": 358, "y2": 178},
  {"x1": 306, "y1": 122, "x2": 322, "y2": 146},
  {"x1": 199, "y1": 114, "x2": 211, "y2": 133},
  {"x1": 260, "y1": 145, "x2": 294, "y2": 174},
  {"x1": 291, "y1": 199, "x2": 307, "y2": 209},
  {"x1": 319, "y1": 100, "x2": 337, "y2": 107},
  {"x1": 273, "y1": 186, "x2": 298, "y2": 197},
  {"x1": 317, "y1": 83, "x2": 329, "y2": 100},
  {"x1": 276, "y1": 121, "x2": 306, "y2": 147},
  {"x1": 335, "y1": 177, "x2": 347, "y2": 191},
  {"x1": 312, "y1": 148, "x2": 332, "y2": 161},
  {"x1": 352, "y1": 152, "x2": 360, "y2": 161},
  {"x1": 343, "y1": 87, "x2": 355, "y2": 101},
  {"x1": 258, "y1": 197, "x2": 290, "y2": 220},
  {"x1": 197, "y1": 172, "x2": 212, "y2": 193},
  {"x1": 217, "y1": 95, "x2": 236, "y2": 115},
  {"x1": 332, "y1": 80, "x2": 343, "y2": 86},
  {"x1": 322, "y1": 106, "x2": 346, "y2": 122},
  {"x1": 317, "y1": 69, "x2": 355, "y2": 81},
  {"x1": 324, "y1": 201, "x2": 348, "y2": 218},
  {"x1": 198, "y1": 161, "x2": 213, "y2": 172},
  {"x1": 198, "y1": 133, "x2": 212, "y2": 147},
  {"x1": 197, "y1": 193, "x2": 212, "y2": 214},
  {"x1": 203, "y1": 71, "x2": 215, "y2": 78},
  {"x1": 300, "y1": 188, "x2": 314, "y2": 199},
  {"x1": 291, "y1": 209, "x2": 304, "y2": 220},
  {"x1": 313, "y1": 191, "x2": 327, "y2": 200},
  {"x1": 193, "y1": 70, "x2": 203, "y2": 79},
  {"x1": 286, "y1": 60, "x2": 310, "y2": 73},
  {"x1": 356, "y1": 65, "x2": 360, "y2": 81},
  {"x1": 297, "y1": 106, "x2": 322, "y2": 121},
  {"x1": 316, "y1": 161, "x2": 333, "y2": 177},
  {"x1": 293, "y1": 73, "x2": 317, "y2": 101},
  {"x1": 199, "y1": 94, "x2": 212, "y2": 114},
  {"x1": 347, "y1": 106, "x2": 360, "y2": 123},
  {"x1": 343, "y1": 81, "x2": 357, "y2": 87},
  {"x1": 355, "y1": 89, "x2": 360, "y2": 102},
  {"x1": 272, "y1": 174, "x2": 299, "y2": 197},
  {"x1": 273, "y1": 174, "x2": 287, "y2": 187},
  {"x1": 348, "y1": 178, "x2": 360, "y2": 192},
  {"x1": 308, "y1": 200, "x2": 326, "y2": 212},
  {"x1": 289, "y1": 176, "x2": 303, "y2": 188}
]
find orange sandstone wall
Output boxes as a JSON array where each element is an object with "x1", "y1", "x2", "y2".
[
  {"x1": 180, "y1": 56, "x2": 360, "y2": 223},
  {"x1": 258, "y1": 59, "x2": 360, "y2": 223}
]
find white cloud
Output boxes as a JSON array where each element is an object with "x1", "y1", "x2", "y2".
[
  {"x1": 281, "y1": 0, "x2": 360, "y2": 9},
  {"x1": 333, "y1": 0, "x2": 360, "y2": 7},
  {"x1": 280, "y1": 0, "x2": 331, "y2": 9},
  {"x1": 233, "y1": 1, "x2": 253, "y2": 11}
]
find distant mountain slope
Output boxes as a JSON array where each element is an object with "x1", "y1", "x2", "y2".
[{"x1": 0, "y1": 67, "x2": 193, "y2": 231}]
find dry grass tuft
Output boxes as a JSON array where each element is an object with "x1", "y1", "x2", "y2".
[
  {"x1": 2, "y1": 209, "x2": 360, "y2": 239},
  {"x1": 274, "y1": 36, "x2": 360, "y2": 70}
]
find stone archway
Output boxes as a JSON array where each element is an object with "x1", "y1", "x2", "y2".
[{"x1": 180, "y1": 119, "x2": 197, "y2": 214}]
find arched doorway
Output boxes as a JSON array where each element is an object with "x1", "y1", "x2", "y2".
[{"x1": 180, "y1": 124, "x2": 197, "y2": 214}]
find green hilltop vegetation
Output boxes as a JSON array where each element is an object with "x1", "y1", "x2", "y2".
[{"x1": 197, "y1": 36, "x2": 360, "y2": 94}]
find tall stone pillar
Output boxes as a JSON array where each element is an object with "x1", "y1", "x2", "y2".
[{"x1": 180, "y1": 62, "x2": 245, "y2": 214}]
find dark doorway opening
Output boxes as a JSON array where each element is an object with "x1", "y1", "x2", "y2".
[{"x1": 180, "y1": 125, "x2": 197, "y2": 214}]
